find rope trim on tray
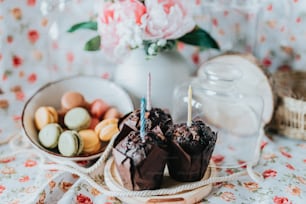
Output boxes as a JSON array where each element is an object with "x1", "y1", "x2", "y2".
[{"x1": 41, "y1": 162, "x2": 248, "y2": 197}]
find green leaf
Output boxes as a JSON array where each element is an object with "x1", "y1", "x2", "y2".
[
  {"x1": 178, "y1": 27, "x2": 220, "y2": 50},
  {"x1": 67, "y1": 21, "x2": 97, "y2": 32},
  {"x1": 84, "y1": 35, "x2": 101, "y2": 51}
]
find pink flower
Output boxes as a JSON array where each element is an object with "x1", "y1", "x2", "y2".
[
  {"x1": 243, "y1": 182, "x2": 259, "y2": 192},
  {"x1": 273, "y1": 196, "x2": 292, "y2": 204},
  {"x1": 223, "y1": 183, "x2": 235, "y2": 189},
  {"x1": 296, "y1": 176, "x2": 306, "y2": 184},
  {"x1": 24, "y1": 159, "x2": 37, "y2": 167},
  {"x1": 285, "y1": 163, "x2": 295, "y2": 170},
  {"x1": 19, "y1": 175, "x2": 30, "y2": 182},
  {"x1": 12, "y1": 55, "x2": 23, "y2": 67},
  {"x1": 220, "y1": 192, "x2": 236, "y2": 202},
  {"x1": 97, "y1": 0, "x2": 146, "y2": 60},
  {"x1": 66, "y1": 52, "x2": 74, "y2": 63},
  {"x1": 238, "y1": 160, "x2": 247, "y2": 168},
  {"x1": 76, "y1": 194, "x2": 93, "y2": 204},
  {"x1": 143, "y1": 0, "x2": 196, "y2": 40},
  {"x1": 28, "y1": 30, "x2": 39, "y2": 44},
  {"x1": 262, "y1": 57, "x2": 272, "y2": 68},
  {"x1": 1, "y1": 166, "x2": 15, "y2": 175},
  {"x1": 27, "y1": 73, "x2": 37, "y2": 84},
  {"x1": 0, "y1": 185, "x2": 6, "y2": 194},
  {"x1": 15, "y1": 91, "x2": 25, "y2": 101},
  {"x1": 225, "y1": 169, "x2": 234, "y2": 175},
  {"x1": 211, "y1": 154, "x2": 224, "y2": 165},
  {"x1": 27, "y1": 0, "x2": 36, "y2": 6},
  {"x1": 279, "y1": 147, "x2": 292, "y2": 158},
  {"x1": 262, "y1": 169, "x2": 277, "y2": 179},
  {"x1": 280, "y1": 151, "x2": 292, "y2": 158},
  {"x1": 0, "y1": 156, "x2": 16, "y2": 163},
  {"x1": 287, "y1": 186, "x2": 301, "y2": 196},
  {"x1": 60, "y1": 181, "x2": 73, "y2": 192}
]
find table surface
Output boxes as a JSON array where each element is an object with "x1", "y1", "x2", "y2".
[{"x1": 1, "y1": 91, "x2": 306, "y2": 204}]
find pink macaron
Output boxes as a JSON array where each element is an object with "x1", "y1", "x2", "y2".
[
  {"x1": 61, "y1": 91, "x2": 87, "y2": 111},
  {"x1": 89, "y1": 99, "x2": 110, "y2": 119}
]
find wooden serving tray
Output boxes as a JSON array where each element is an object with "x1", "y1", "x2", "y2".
[{"x1": 104, "y1": 158, "x2": 217, "y2": 204}]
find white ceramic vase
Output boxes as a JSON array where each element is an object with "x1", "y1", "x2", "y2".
[{"x1": 114, "y1": 49, "x2": 194, "y2": 110}]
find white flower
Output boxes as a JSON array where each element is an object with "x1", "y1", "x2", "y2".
[{"x1": 143, "y1": 0, "x2": 197, "y2": 40}]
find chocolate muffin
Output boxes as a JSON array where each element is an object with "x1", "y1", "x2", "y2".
[
  {"x1": 112, "y1": 125, "x2": 168, "y2": 191},
  {"x1": 119, "y1": 107, "x2": 173, "y2": 135},
  {"x1": 166, "y1": 119, "x2": 217, "y2": 182}
]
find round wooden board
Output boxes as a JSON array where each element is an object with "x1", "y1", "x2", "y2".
[{"x1": 104, "y1": 158, "x2": 217, "y2": 204}]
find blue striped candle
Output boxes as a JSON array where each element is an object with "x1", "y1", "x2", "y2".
[{"x1": 140, "y1": 97, "x2": 146, "y2": 142}]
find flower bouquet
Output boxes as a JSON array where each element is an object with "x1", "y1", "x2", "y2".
[{"x1": 68, "y1": 0, "x2": 219, "y2": 62}]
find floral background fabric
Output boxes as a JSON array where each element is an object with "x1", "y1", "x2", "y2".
[
  {"x1": 1, "y1": 0, "x2": 306, "y2": 96},
  {"x1": 1, "y1": 0, "x2": 306, "y2": 203}
]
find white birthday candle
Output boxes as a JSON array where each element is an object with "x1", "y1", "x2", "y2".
[
  {"x1": 146, "y1": 73, "x2": 152, "y2": 111},
  {"x1": 187, "y1": 85, "x2": 192, "y2": 127}
]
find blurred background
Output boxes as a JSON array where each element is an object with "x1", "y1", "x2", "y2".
[{"x1": 0, "y1": 0, "x2": 305, "y2": 96}]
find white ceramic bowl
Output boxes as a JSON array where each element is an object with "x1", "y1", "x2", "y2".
[{"x1": 22, "y1": 75, "x2": 134, "y2": 161}]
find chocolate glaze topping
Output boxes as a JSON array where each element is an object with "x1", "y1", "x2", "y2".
[
  {"x1": 169, "y1": 120, "x2": 216, "y2": 155},
  {"x1": 119, "y1": 108, "x2": 173, "y2": 135}
]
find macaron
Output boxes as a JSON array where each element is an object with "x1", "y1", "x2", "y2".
[
  {"x1": 61, "y1": 91, "x2": 87, "y2": 111},
  {"x1": 58, "y1": 130, "x2": 83, "y2": 156},
  {"x1": 95, "y1": 118, "x2": 119, "y2": 142},
  {"x1": 78, "y1": 129, "x2": 101, "y2": 154},
  {"x1": 34, "y1": 106, "x2": 59, "y2": 130},
  {"x1": 89, "y1": 117, "x2": 100, "y2": 130},
  {"x1": 38, "y1": 123, "x2": 62, "y2": 149},
  {"x1": 89, "y1": 99, "x2": 110, "y2": 119},
  {"x1": 103, "y1": 107, "x2": 121, "y2": 119},
  {"x1": 64, "y1": 107, "x2": 91, "y2": 130}
]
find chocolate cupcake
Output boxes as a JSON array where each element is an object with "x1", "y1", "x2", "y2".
[
  {"x1": 119, "y1": 107, "x2": 173, "y2": 135},
  {"x1": 112, "y1": 125, "x2": 168, "y2": 191},
  {"x1": 166, "y1": 119, "x2": 217, "y2": 182}
]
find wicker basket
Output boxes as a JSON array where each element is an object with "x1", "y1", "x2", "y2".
[{"x1": 270, "y1": 70, "x2": 306, "y2": 140}]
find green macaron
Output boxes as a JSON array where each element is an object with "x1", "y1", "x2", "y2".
[
  {"x1": 64, "y1": 107, "x2": 91, "y2": 130},
  {"x1": 38, "y1": 123, "x2": 62, "y2": 149},
  {"x1": 58, "y1": 130, "x2": 83, "y2": 157}
]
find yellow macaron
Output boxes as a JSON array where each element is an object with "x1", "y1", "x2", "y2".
[
  {"x1": 34, "y1": 106, "x2": 58, "y2": 130},
  {"x1": 78, "y1": 129, "x2": 101, "y2": 155},
  {"x1": 94, "y1": 118, "x2": 119, "y2": 142}
]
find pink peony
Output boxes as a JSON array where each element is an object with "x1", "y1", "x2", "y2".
[
  {"x1": 97, "y1": 0, "x2": 146, "y2": 60},
  {"x1": 143, "y1": 0, "x2": 196, "y2": 40}
]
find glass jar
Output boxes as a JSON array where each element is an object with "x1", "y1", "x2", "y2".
[{"x1": 172, "y1": 61, "x2": 264, "y2": 168}]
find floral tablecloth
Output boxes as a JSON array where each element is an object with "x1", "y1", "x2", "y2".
[
  {"x1": 1, "y1": 0, "x2": 306, "y2": 204},
  {"x1": 1, "y1": 105, "x2": 306, "y2": 204}
]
